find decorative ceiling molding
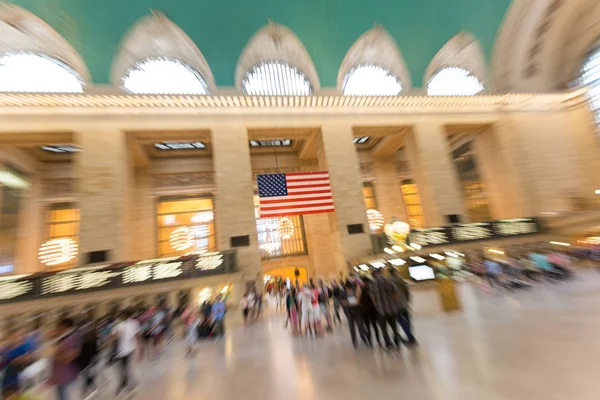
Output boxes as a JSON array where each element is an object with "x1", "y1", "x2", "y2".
[
  {"x1": 0, "y1": 3, "x2": 90, "y2": 81},
  {"x1": 337, "y1": 26, "x2": 411, "y2": 92},
  {"x1": 553, "y1": 0, "x2": 600, "y2": 88},
  {"x1": 0, "y1": 90, "x2": 586, "y2": 116},
  {"x1": 492, "y1": 0, "x2": 539, "y2": 92},
  {"x1": 424, "y1": 32, "x2": 487, "y2": 88},
  {"x1": 111, "y1": 11, "x2": 216, "y2": 91},
  {"x1": 235, "y1": 21, "x2": 320, "y2": 92}
]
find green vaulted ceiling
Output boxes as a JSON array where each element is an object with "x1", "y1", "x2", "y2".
[{"x1": 9, "y1": 0, "x2": 512, "y2": 88}]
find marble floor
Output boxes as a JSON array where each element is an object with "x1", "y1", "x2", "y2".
[{"x1": 67, "y1": 270, "x2": 600, "y2": 400}]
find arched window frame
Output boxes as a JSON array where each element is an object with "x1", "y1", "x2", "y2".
[
  {"x1": 426, "y1": 66, "x2": 484, "y2": 96},
  {"x1": 342, "y1": 64, "x2": 403, "y2": 96},
  {"x1": 120, "y1": 56, "x2": 210, "y2": 95},
  {"x1": 240, "y1": 60, "x2": 313, "y2": 96}
]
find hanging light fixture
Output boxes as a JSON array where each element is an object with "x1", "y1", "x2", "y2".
[
  {"x1": 39, "y1": 238, "x2": 78, "y2": 266},
  {"x1": 278, "y1": 216, "x2": 295, "y2": 239},
  {"x1": 366, "y1": 209, "x2": 384, "y2": 233},
  {"x1": 170, "y1": 227, "x2": 194, "y2": 251}
]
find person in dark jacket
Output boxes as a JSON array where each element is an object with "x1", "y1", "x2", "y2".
[
  {"x1": 359, "y1": 279, "x2": 381, "y2": 348},
  {"x1": 341, "y1": 281, "x2": 366, "y2": 349},
  {"x1": 389, "y1": 268, "x2": 417, "y2": 346},
  {"x1": 78, "y1": 320, "x2": 99, "y2": 396}
]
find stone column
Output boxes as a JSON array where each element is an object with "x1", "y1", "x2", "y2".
[
  {"x1": 474, "y1": 123, "x2": 528, "y2": 218},
  {"x1": 131, "y1": 168, "x2": 155, "y2": 260},
  {"x1": 372, "y1": 157, "x2": 408, "y2": 223},
  {"x1": 318, "y1": 124, "x2": 371, "y2": 271},
  {"x1": 212, "y1": 124, "x2": 262, "y2": 279},
  {"x1": 405, "y1": 122, "x2": 465, "y2": 226},
  {"x1": 74, "y1": 128, "x2": 132, "y2": 264},
  {"x1": 15, "y1": 173, "x2": 44, "y2": 273}
]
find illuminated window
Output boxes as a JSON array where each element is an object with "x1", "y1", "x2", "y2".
[
  {"x1": 0, "y1": 52, "x2": 84, "y2": 93},
  {"x1": 122, "y1": 57, "x2": 210, "y2": 95},
  {"x1": 343, "y1": 64, "x2": 403, "y2": 96},
  {"x1": 46, "y1": 204, "x2": 80, "y2": 269},
  {"x1": 427, "y1": 67, "x2": 484, "y2": 96},
  {"x1": 451, "y1": 141, "x2": 492, "y2": 222},
  {"x1": 241, "y1": 61, "x2": 312, "y2": 96},
  {"x1": 353, "y1": 137, "x2": 369, "y2": 144},
  {"x1": 254, "y1": 196, "x2": 307, "y2": 259},
  {"x1": 362, "y1": 182, "x2": 378, "y2": 210},
  {"x1": 400, "y1": 179, "x2": 425, "y2": 229},
  {"x1": 574, "y1": 41, "x2": 600, "y2": 131},
  {"x1": 156, "y1": 196, "x2": 216, "y2": 257}
]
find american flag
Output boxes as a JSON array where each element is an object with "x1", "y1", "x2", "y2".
[{"x1": 257, "y1": 172, "x2": 335, "y2": 217}]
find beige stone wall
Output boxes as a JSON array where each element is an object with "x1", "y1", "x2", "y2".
[
  {"x1": 212, "y1": 125, "x2": 262, "y2": 280},
  {"x1": 372, "y1": 156, "x2": 408, "y2": 223},
  {"x1": 74, "y1": 129, "x2": 132, "y2": 262},
  {"x1": 319, "y1": 124, "x2": 372, "y2": 270},
  {"x1": 131, "y1": 167, "x2": 155, "y2": 260},
  {"x1": 405, "y1": 122, "x2": 466, "y2": 226}
]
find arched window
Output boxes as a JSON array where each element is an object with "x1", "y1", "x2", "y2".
[
  {"x1": 342, "y1": 64, "x2": 403, "y2": 96},
  {"x1": 574, "y1": 41, "x2": 600, "y2": 129},
  {"x1": 400, "y1": 179, "x2": 425, "y2": 229},
  {"x1": 241, "y1": 61, "x2": 312, "y2": 96},
  {"x1": 121, "y1": 57, "x2": 210, "y2": 95},
  {"x1": 0, "y1": 52, "x2": 83, "y2": 93},
  {"x1": 427, "y1": 67, "x2": 484, "y2": 96}
]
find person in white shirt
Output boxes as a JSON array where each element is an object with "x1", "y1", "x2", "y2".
[{"x1": 113, "y1": 309, "x2": 140, "y2": 396}]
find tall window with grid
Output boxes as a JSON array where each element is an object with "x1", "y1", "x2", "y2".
[
  {"x1": 46, "y1": 204, "x2": 80, "y2": 269},
  {"x1": 362, "y1": 182, "x2": 378, "y2": 210},
  {"x1": 156, "y1": 196, "x2": 216, "y2": 257},
  {"x1": 254, "y1": 195, "x2": 307, "y2": 259},
  {"x1": 451, "y1": 141, "x2": 492, "y2": 222},
  {"x1": 400, "y1": 179, "x2": 425, "y2": 228}
]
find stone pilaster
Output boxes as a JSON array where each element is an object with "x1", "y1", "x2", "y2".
[
  {"x1": 212, "y1": 124, "x2": 261, "y2": 278},
  {"x1": 74, "y1": 129, "x2": 132, "y2": 264},
  {"x1": 131, "y1": 168, "x2": 154, "y2": 260},
  {"x1": 405, "y1": 122, "x2": 465, "y2": 226},
  {"x1": 15, "y1": 173, "x2": 44, "y2": 273},
  {"x1": 319, "y1": 124, "x2": 371, "y2": 271},
  {"x1": 372, "y1": 157, "x2": 408, "y2": 223}
]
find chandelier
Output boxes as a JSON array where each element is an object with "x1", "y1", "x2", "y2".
[
  {"x1": 278, "y1": 216, "x2": 295, "y2": 239},
  {"x1": 39, "y1": 238, "x2": 78, "y2": 266},
  {"x1": 366, "y1": 209, "x2": 384, "y2": 233},
  {"x1": 170, "y1": 227, "x2": 194, "y2": 251}
]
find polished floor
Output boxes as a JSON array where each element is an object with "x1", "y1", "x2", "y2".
[{"x1": 67, "y1": 270, "x2": 600, "y2": 399}]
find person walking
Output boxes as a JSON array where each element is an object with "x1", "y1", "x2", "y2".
[
  {"x1": 341, "y1": 280, "x2": 366, "y2": 348},
  {"x1": 78, "y1": 319, "x2": 99, "y2": 397},
  {"x1": 389, "y1": 268, "x2": 417, "y2": 346},
  {"x1": 212, "y1": 295, "x2": 227, "y2": 338},
  {"x1": 113, "y1": 309, "x2": 141, "y2": 396},
  {"x1": 50, "y1": 318, "x2": 82, "y2": 400},
  {"x1": 318, "y1": 280, "x2": 333, "y2": 331},
  {"x1": 359, "y1": 279, "x2": 381, "y2": 348},
  {"x1": 330, "y1": 280, "x2": 343, "y2": 324},
  {"x1": 369, "y1": 269, "x2": 400, "y2": 350}
]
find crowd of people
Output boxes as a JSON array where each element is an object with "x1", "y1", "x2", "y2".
[
  {"x1": 0, "y1": 294, "x2": 232, "y2": 400},
  {"x1": 277, "y1": 269, "x2": 418, "y2": 350},
  {"x1": 472, "y1": 250, "x2": 575, "y2": 290}
]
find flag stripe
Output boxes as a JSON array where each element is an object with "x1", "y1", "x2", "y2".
[
  {"x1": 260, "y1": 205, "x2": 335, "y2": 217},
  {"x1": 261, "y1": 199, "x2": 335, "y2": 208},
  {"x1": 286, "y1": 171, "x2": 328, "y2": 177},
  {"x1": 260, "y1": 195, "x2": 333, "y2": 205},
  {"x1": 287, "y1": 179, "x2": 330, "y2": 186},
  {"x1": 286, "y1": 176, "x2": 330, "y2": 183},
  {"x1": 287, "y1": 183, "x2": 331, "y2": 190},
  {"x1": 260, "y1": 192, "x2": 332, "y2": 201},
  {"x1": 288, "y1": 186, "x2": 331, "y2": 193}
]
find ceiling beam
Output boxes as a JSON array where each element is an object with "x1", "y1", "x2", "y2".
[
  {"x1": 298, "y1": 131, "x2": 319, "y2": 159},
  {"x1": 0, "y1": 131, "x2": 74, "y2": 146},
  {"x1": 370, "y1": 128, "x2": 408, "y2": 156}
]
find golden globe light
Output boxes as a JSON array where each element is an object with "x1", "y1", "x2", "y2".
[
  {"x1": 278, "y1": 216, "x2": 295, "y2": 239},
  {"x1": 39, "y1": 238, "x2": 78, "y2": 266},
  {"x1": 366, "y1": 209, "x2": 384, "y2": 233},
  {"x1": 384, "y1": 220, "x2": 411, "y2": 245},
  {"x1": 170, "y1": 227, "x2": 194, "y2": 251}
]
